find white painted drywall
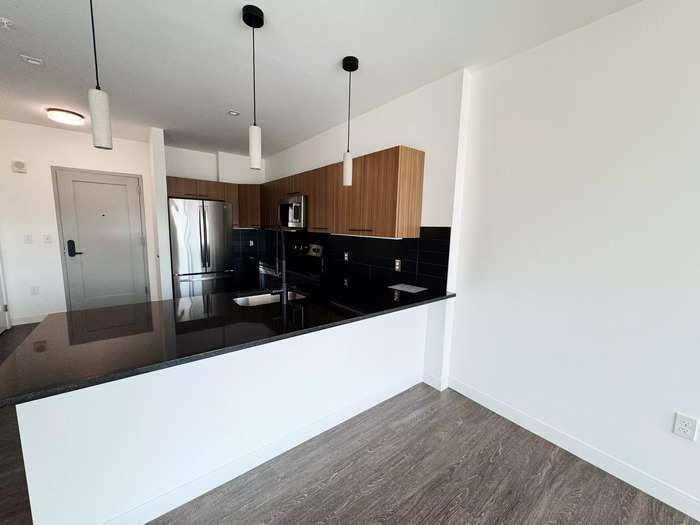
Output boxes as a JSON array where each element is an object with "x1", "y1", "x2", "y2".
[
  {"x1": 18, "y1": 305, "x2": 428, "y2": 525},
  {"x1": 265, "y1": 70, "x2": 464, "y2": 227},
  {"x1": 0, "y1": 120, "x2": 160, "y2": 324},
  {"x1": 164, "y1": 146, "x2": 217, "y2": 180},
  {"x1": 150, "y1": 129, "x2": 172, "y2": 301},
  {"x1": 449, "y1": 0, "x2": 700, "y2": 518},
  {"x1": 217, "y1": 151, "x2": 266, "y2": 184}
]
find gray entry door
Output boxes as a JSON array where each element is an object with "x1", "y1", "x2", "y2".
[{"x1": 54, "y1": 167, "x2": 150, "y2": 311}]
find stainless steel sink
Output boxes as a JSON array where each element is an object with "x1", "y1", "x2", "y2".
[{"x1": 234, "y1": 291, "x2": 306, "y2": 307}]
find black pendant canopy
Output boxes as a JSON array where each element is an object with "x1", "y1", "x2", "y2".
[
  {"x1": 343, "y1": 56, "x2": 359, "y2": 73},
  {"x1": 242, "y1": 5, "x2": 264, "y2": 28}
]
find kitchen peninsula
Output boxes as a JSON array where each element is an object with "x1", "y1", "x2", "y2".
[{"x1": 4, "y1": 278, "x2": 453, "y2": 525}]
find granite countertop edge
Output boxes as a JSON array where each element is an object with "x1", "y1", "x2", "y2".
[{"x1": 1, "y1": 292, "x2": 456, "y2": 408}]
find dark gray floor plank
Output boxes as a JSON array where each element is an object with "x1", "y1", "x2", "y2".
[{"x1": 151, "y1": 384, "x2": 697, "y2": 525}]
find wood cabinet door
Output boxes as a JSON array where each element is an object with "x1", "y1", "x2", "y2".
[
  {"x1": 305, "y1": 166, "x2": 334, "y2": 232},
  {"x1": 224, "y1": 183, "x2": 240, "y2": 227},
  {"x1": 335, "y1": 156, "x2": 371, "y2": 235},
  {"x1": 197, "y1": 180, "x2": 225, "y2": 201},
  {"x1": 167, "y1": 176, "x2": 198, "y2": 198},
  {"x1": 364, "y1": 146, "x2": 399, "y2": 237},
  {"x1": 238, "y1": 184, "x2": 261, "y2": 228}
]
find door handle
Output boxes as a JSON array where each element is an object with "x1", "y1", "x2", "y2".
[{"x1": 67, "y1": 240, "x2": 83, "y2": 257}]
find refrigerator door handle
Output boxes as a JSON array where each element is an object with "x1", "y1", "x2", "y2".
[
  {"x1": 199, "y1": 203, "x2": 207, "y2": 269},
  {"x1": 204, "y1": 205, "x2": 211, "y2": 268}
]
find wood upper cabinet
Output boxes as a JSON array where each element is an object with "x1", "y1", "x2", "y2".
[
  {"x1": 300, "y1": 165, "x2": 336, "y2": 232},
  {"x1": 196, "y1": 180, "x2": 226, "y2": 201},
  {"x1": 224, "y1": 183, "x2": 240, "y2": 227},
  {"x1": 166, "y1": 176, "x2": 199, "y2": 198},
  {"x1": 238, "y1": 184, "x2": 261, "y2": 228},
  {"x1": 333, "y1": 146, "x2": 424, "y2": 238},
  {"x1": 261, "y1": 177, "x2": 291, "y2": 227},
  {"x1": 166, "y1": 176, "x2": 226, "y2": 201}
]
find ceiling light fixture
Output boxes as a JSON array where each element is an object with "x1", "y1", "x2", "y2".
[
  {"x1": 342, "y1": 56, "x2": 359, "y2": 187},
  {"x1": 87, "y1": 0, "x2": 112, "y2": 150},
  {"x1": 227, "y1": 110, "x2": 240, "y2": 117},
  {"x1": 242, "y1": 5, "x2": 264, "y2": 170},
  {"x1": 0, "y1": 17, "x2": 15, "y2": 30},
  {"x1": 19, "y1": 54, "x2": 43, "y2": 66},
  {"x1": 46, "y1": 108, "x2": 85, "y2": 126}
]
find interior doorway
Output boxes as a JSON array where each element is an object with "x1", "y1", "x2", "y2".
[{"x1": 53, "y1": 167, "x2": 151, "y2": 311}]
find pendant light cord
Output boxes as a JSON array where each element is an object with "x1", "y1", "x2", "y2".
[
  {"x1": 252, "y1": 28, "x2": 257, "y2": 126},
  {"x1": 347, "y1": 71, "x2": 352, "y2": 152},
  {"x1": 89, "y1": 0, "x2": 100, "y2": 90}
]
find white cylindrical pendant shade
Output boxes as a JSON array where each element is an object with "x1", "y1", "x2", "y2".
[
  {"x1": 343, "y1": 151, "x2": 353, "y2": 186},
  {"x1": 88, "y1": 88, "x2": 112, "y2": 150},
  {"x1": 249, "y1": 125, "x2": 262, "y2": 170}
]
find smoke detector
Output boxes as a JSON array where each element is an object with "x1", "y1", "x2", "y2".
[{"x1": 0, "y1": 17, "x2": 15, "y2": 30}]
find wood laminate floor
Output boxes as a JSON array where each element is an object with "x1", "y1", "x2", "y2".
[
  {"x1": 0, "y1": 323, "x2": 37, "y2": 525},
  {"x1": 152, "y1": 384, "x2": 696, "y2": 525}
]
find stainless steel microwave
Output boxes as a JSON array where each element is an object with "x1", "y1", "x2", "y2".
[{"x1": 279, "y1": 195, "x2": 307, "y2": 229}]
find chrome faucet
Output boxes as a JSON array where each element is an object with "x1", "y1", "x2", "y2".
[{"x1": 270, "y1": 222, "x2": 292, "y2": 306}]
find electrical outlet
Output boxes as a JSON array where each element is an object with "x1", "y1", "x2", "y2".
[
  {"x1": 344, "y1": 251, "x2": 349, "y2": 262},
  {"x1": 42, "y1": 234, "x2": 52, "y2": 244},
  {"x1": 394, "y1": 259, "x2": 401, "y2": 272},
  {"x1": 24, "y1": 234, "x2": 33, "y2": 244},
  {"x1": 673, "y1": 412, "x2": 698, "y2": 441},
  {"x1": 249, "y1": 240, "x2": 254, "y2": 247},
  {"x1": 30, "y1": 286, "x2": 40, "y2": 296}
]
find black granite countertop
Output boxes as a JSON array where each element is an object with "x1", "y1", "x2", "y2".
[{"x1": 0, "y1": 278, "x2": 454, "y2": 407}]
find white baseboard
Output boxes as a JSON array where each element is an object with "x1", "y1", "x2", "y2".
[
  {"x1": 11, "y1": 314, "x2": 48, "y2": 325},
  {"x1": 423, "y1": 373, "x2": 447, "y2": 391},
  {"x1": 448, "y1": 377, "x2": 700, "y2": 521},
  {"x1": 103, "y1": 377, "x2": 421, "y2": 525}
]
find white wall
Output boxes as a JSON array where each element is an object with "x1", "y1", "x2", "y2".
[
  {"x1": 163, "y1": 146, "x2": 266, "y2": 184},
  {"x1": 217, "y1": 151, "x2": 265, "y2": 184},
  {"x1": 265, "y1": 70, "x2": 464, "y2": 227},
  {"x1": 449, "y1": 0, "x2": 700, "y2": 518},
  {"x1": 0, "y1": 120, "x2": 161, "y2": 324},
  {"x1": 164, "y1": 146, "x2": 217, "y2": 180},
  {"x1": 18, "y1": 305, "x2": 428, "y2": 525}
]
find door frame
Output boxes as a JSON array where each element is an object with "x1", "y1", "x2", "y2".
[
  {"x1": 51, "y1": 166, "x2": 151, "y2": 312},
  {"x1": 0, "y1": 244, "x2": 11, "y2": 332}
]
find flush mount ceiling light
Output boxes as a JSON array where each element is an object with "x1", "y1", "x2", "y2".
[
  {"x1": 87, "y1": 0, "x2": 112, "y2": 149},
  {"x1": 19, "y1": 54, "x2": 44, "y2": 66},
  {"x1": 242, "y1": 5, "x2": 264, "y2": 170},
  {"x1": 46, "y1": 108, "x2": 85, "y2": 126},
  {"x1": 342, "y1": 56, "x2": 359, "y2": 186},
  {"x1": 0, "y1": 17, "x2": 15, "y2": 30},
  {"x1": 227, "y1": 110, "x2": 240, "y2": 116}
]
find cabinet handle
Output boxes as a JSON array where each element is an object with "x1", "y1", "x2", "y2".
[
  {"x1": 349, "y1": 228, "x2": 373, "y2": 232},
  {"x1": 287, "y1": 192, "x2": 300, "y2": 195},
  {"x1": 311, "y1": 227, "x2": 328, "y2": 230}
]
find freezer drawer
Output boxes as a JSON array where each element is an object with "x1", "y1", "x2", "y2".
[{"x1": 172, "y1": 273, "x2": 236, "y2": 299}]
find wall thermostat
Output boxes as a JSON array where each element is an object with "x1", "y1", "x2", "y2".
[{"x1": 11, "y1": 160, "x2": 27, "y2": 173}]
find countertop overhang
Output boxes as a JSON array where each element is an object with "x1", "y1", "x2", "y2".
[{"x1": 0, "y1": 284, "x2": 454, "y2": 407}]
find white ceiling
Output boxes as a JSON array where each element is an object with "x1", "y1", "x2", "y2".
[{"x1": 0, "y1": 0, "x2": 640, "y2": 155}]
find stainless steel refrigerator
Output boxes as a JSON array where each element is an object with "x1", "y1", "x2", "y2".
[{"x1": 169, "y1": 198, "x2": 234, "y2": 298}]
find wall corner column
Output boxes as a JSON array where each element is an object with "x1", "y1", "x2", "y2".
[{"x1": 149, "y1": 128, "x2": 172, "y2": 301}]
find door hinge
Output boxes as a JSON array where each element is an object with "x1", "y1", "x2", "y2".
[{"x1": 1, "y1": 304, "x2": 8, "y2": 312}]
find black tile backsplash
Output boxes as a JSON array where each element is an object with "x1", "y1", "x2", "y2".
[{"x1": 230, "y1": 226, "x2": 451, "y2": 294}]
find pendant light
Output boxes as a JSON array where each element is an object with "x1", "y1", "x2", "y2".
[
  {"x1": 243, "y1": 5, "x2": 264, "y2": 170},
  {"x1": 342, "y1": 56, "x2": 358, "y2": 186},
  {"x1": 87, "y1": 0, "x2": 112, "y2": 150}
]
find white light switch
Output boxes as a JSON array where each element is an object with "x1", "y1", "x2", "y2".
[
  {"x1": 42, "y1": 234, "x2": 52, "y2": 244},
  {"x1": 24, "y1": 234, "x2": 33, "y2": 244}
]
